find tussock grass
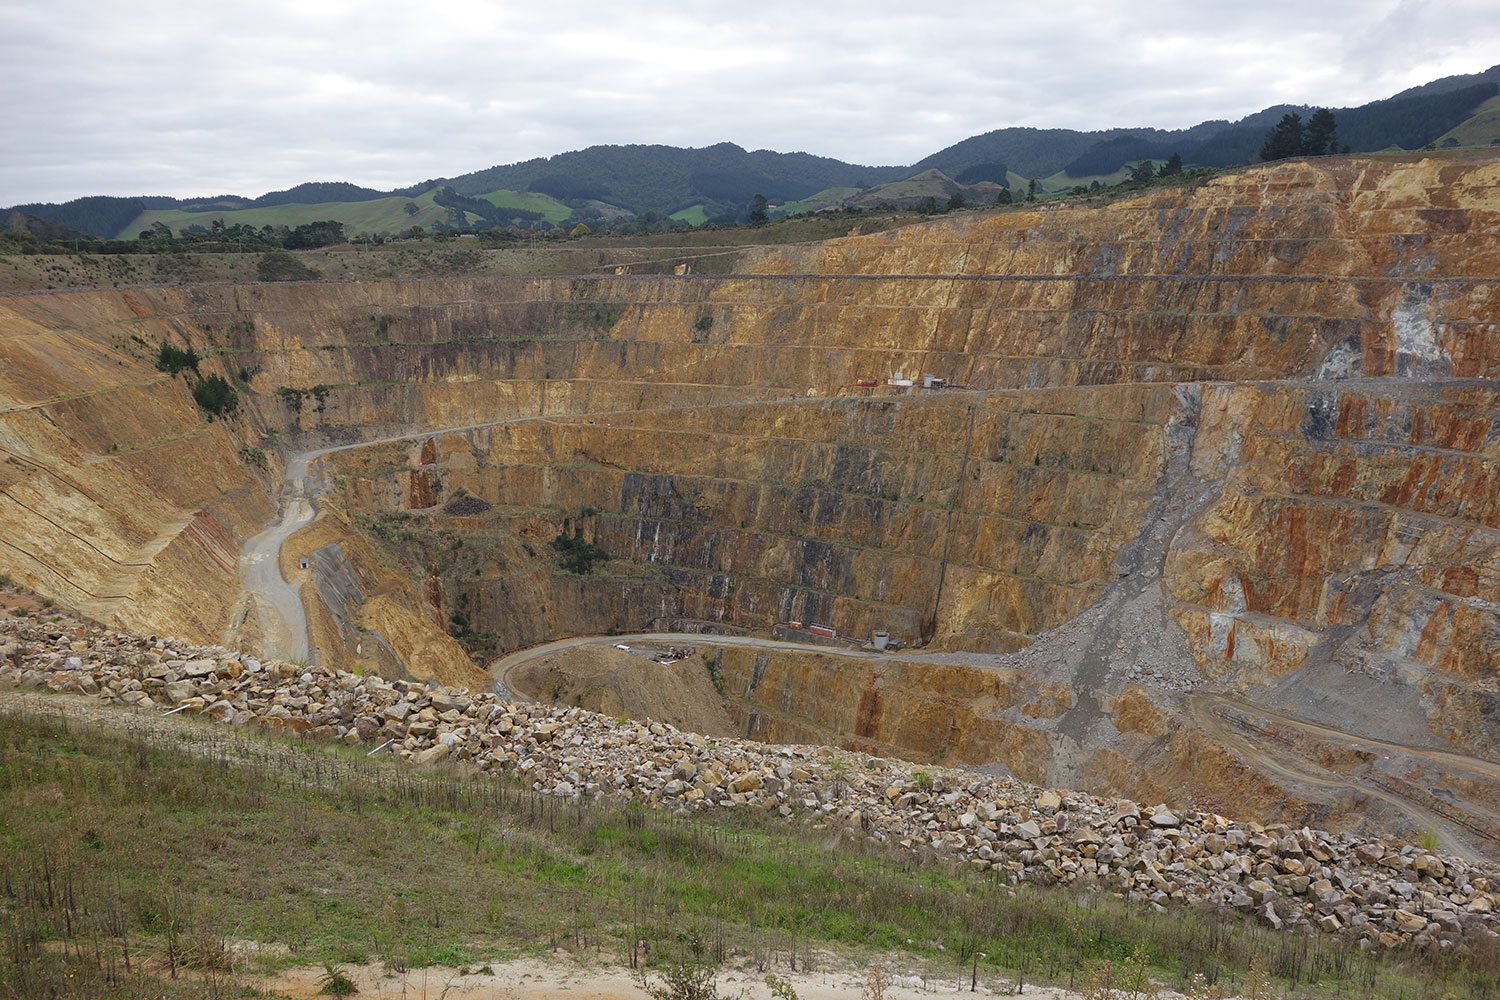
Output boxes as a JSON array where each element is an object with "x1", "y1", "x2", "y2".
[{"x1": 0, "y1": 705, "x2": 1495, "y2": 999}]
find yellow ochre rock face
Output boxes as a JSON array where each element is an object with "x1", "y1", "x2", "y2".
[{"x1": 0, "y1": 155, "x2": 1497, "y2": 846}]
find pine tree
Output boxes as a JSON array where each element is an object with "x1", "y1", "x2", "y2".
[
  {"x1": 1259, "y1": 113, "x2": 1305, "y2": 162},
  {"x1": 1160, "y1": 152, "x2": 1183, "y2": 177},
  {"x1": 1026, "y1": 178, "x2": 1037, "y2": 202},
  {"x1": 1303, "y1": 108, "x2": 1338, "y2": 155},
  {"x1": 747, "y1": 194, "x2": 769, "y2": 226}
]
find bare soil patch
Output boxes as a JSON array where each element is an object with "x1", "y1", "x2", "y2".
[{"x1": 510, "y1": 644, "x2": 736, "y2": 737}]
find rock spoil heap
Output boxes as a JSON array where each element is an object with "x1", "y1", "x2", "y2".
[{"x1": 3, "y1": 610, "x2": 1497, "y2": 952}]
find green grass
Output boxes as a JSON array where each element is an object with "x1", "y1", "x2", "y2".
[
  {"x1": 1042, "y1": 165, "x2": 1134, "y2": 192},
  {"x1": 119, "y1": 188, "x2": 471, "y2": 240},
  {"x1": 777, "y1": 187, "x2": 861, "y2": 217},
  {"x1": 669, "y1": 204, "x2": 710, "y2": 226},
  {"x1": 1431, "y1": 94, "x2": 1500, "y2": 149},
  {"x1": 475, "y1": 189, "x2": 576, "y2": 224},
  {"x1": 851, "y1": 170, "x2": 958, "y2": 205},
  {"x1": 571, "y1": 210, "x2": 919, "y2": 248},
  {"x1": 1, "y1": 706, "x2": 1496, "y2": 999}
]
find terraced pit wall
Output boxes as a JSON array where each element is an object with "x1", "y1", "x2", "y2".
[{"x1": 0, "y1": 156, "x2": 1496, "y2": 840}]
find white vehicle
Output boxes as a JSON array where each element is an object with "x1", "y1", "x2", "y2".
[{"x1": 613, "y1": 643, "x2": 631, "y2": 651}]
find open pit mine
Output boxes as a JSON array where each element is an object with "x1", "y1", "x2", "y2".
[{"x1": 1, "y1": 155, "x2": 1497, "y2": 878}]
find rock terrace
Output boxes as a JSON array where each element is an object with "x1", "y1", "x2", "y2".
[{"x1": 2, "y1": 157, "x2": 1498, "y2": 835}]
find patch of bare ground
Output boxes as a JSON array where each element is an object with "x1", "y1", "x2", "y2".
[
  {"x1": 259, "y1": 955, "x2": 1097, "y2": 1000},
  {"x1": 508, "y1": 644, "x2": 736, "y2": 737}
]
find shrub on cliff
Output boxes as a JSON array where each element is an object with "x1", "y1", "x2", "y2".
[
  {"x1": 192, "y1": 374, "x2": 237, "y2": 418},
  {"x1": 155, "y1": 341, "x2": 200, "y2": 374},
  {"x1": 552, "y1": 529, "x2": 609, "y2": 574},
  {"x1": 256, "y1": 249, "x2": 320, "y2": 282}
]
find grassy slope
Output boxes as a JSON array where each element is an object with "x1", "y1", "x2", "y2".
[
  {"x1": 1, "y1": 699, "x2": 1496, "y2": 1000},
  {"x1": 1433, "y1": 94, "x2": 1500, "y2": 148},
  {"x1": 669, "y1": 204, "x2": 710, "y2": 225},
  {"x1": 119, "y1": 188, "x2": 468, "y2": 239},
  {"x1": 124, "y1": 188, "x2": 575, "y2": 237},
  {"x1": 778, "y1": 187, "x2": 862, "y2": 217},
  {"x1": 475, "y1": 189, "x2": 575, "y2": 223},
  {"x1": 570, "y1": 211, "x2": 919, "y2": 249},
  {"x1": 853, "y1": 170, "x2": 959, "y2": 203},
  {"x1": 1044, "y1": 165, "x2": 1134, "y2": 192},
  {"x1": 0, "y1": 212, "x2": 931, "y2": 291}
]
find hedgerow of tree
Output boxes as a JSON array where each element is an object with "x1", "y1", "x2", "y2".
[{"x1": 1260, "y1": 108, "x2": 1345, "y2": 161}]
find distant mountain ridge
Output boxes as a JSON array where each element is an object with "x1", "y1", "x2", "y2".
[
  {"x1": 916, "y1": 66, "x2": 1500, "y2": 180},
  {"x1": 9, "y1": 64, "x2": 1498, "y2": 238},
  {"x1": 432, "y1": 141, "x2": 907, "y2": 215}
]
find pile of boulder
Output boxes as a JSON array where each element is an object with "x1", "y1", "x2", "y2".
[{"x1": 2, "y1": 610, "x2": 1496, "y2": 952}]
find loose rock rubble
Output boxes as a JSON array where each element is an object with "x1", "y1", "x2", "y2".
[{"x1": 3, "y1": 610, "x2": 1497, "y2": 953}]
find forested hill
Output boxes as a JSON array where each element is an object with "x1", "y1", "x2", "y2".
[
  {"x1": 9, "y1": 63, "x2": 1498, "y2": 238},
  {"x1": 917, "y1": 68, "x2": 1500, "y2": 180},
  {"x1": 432, "y1": 142, "x2": 908, "y2": 216}
]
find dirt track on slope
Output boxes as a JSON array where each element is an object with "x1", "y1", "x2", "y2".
[
  {"x1": 233, "y1": 382, "x2": 1500, "y2": 862},
  {"x1": 1186, "y1": 693, "x2": 1500, "y2": 859}
]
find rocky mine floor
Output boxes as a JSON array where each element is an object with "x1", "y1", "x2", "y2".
[{"x1": 2, "y1": 609, "x2": 1497, "y2": 955}]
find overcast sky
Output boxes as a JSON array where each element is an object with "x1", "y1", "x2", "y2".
[{"x1": 4, "y1": 0, "x2": 1498, "y2": 204}]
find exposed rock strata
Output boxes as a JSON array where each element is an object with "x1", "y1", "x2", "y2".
[
  {"x1": 335, "y1": 385, "x2": 1175, "y2": 653},
  {"x1": 0, "y1": 156, "x2": 1497, "y2": 844}
]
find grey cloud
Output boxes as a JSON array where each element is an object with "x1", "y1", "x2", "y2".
[{"x1": 2, "y1": 0, "x2": 1497, "y2": 203}]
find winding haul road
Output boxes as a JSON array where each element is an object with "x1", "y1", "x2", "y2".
[
  {"x1": 492, "y1": 632, "x2": 1500, "y2": 858},
  {"x1": 237, "y1": 399, "x2": 1500, "y2": 859},
  {"x1": 237, "y1": 449, "x2": 333, "y2": 662},
  {"x1": 1186, "y1": 693, "x2": 1500, "y2": 858},
  {"x1": 235, "y1": 399, "x2": 809, "y2": 664},
  {"x1": 490, "y1": 630, "x2": 904, "y2": 703}
]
